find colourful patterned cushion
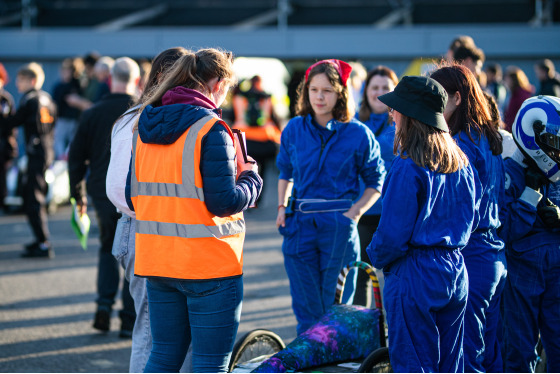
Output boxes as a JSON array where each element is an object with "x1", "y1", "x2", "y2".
[{"x1": 252, "y1": 304, "x2": 380, "y2": 373}]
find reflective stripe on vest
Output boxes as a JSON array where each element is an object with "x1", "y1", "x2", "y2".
[
  {"x1": 136, "y1": 219, "x2": 245, "y2": 239},
  {"x1": 131, "y1": 117, "x2": 207, "y2": 202},
  {"x1": 130, "y1": 114, "x2": 245, "y2": 280}
]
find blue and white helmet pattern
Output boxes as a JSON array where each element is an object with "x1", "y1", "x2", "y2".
[{"x1": 512, "y1": 95, "x2": 560, "y2": 183}]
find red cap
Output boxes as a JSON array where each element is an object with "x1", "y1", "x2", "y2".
[{"x1": 304, "y1": 59, "x2": 353, "y2": 87}]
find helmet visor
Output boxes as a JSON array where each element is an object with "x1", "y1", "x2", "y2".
[{"x1": 535, "y1": 130, "x2": 560, "y2": 165}]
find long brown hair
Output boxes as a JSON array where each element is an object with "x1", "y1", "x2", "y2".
[
  {"x1": 358, "y1": 66, "x2": 398, "y2": 122},
  {"x1": 394, "y1": 115, "x2": 468, "y2": 174},
  {"x1": 138, "y1": 47, "x2": 190, "y2": 105},
  {"x1": 295, "y1": 62, "x2": 353, "y2": 122},
  {"x1": 505, "y1": 65, "x2": 533, "y2": 92},
  {"x1": 114, "y1": 47, "x2": 189, "y2": 130},
  {"x1": 430, "y1": 62, "x2": 503, "y2": 156},
  {"x1": 483, "y1": 91, "x2": 504, "y2": 131}
]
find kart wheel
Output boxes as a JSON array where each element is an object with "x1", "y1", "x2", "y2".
[
  {"x1": 358, "y1": 347, "x2": 392, "y2": 373},
  {"x1": 229, "y1": 329, "x2": 285, "y2": 372}
]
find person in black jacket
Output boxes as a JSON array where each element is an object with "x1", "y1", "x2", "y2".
[
  {"x1": 68, "y1": 57, "x2": 138, "y2": 337},
  {"x1": 535, "y1": 59, "x2": 560, "y2": 97},
  {"x1": 51, "y1": 58, "x2": 82, "y2": 159},
  {"x1": 1, "y1": 62, "x2": 56, "y2": 258}
]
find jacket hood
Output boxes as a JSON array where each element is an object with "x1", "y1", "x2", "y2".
[
  {"x1": 138, "y1": 87, "x2": 221, "y2": 145},
  {"x1": 162, "y1": 86, "x2": 217, "y2": 108}
]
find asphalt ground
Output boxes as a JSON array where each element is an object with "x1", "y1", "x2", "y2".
[{"x1": 0, "y1": 176, "x2": 298, "y2": 373}]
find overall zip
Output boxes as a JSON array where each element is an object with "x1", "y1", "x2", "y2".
[{"x1": 319, "y1": 131, "x2": 336, "y2": 161}]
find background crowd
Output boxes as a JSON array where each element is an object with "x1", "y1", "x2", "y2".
[{"x1": 0, "y1": 35, "x2": 559, "y2": 373}]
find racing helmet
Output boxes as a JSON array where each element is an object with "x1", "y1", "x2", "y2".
[{"x1": 512, "y1": 95, "x2": 560, "y2": 183}]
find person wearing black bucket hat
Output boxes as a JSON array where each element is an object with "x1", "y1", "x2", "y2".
[
  {"x1": 378, "y1": 75, "x2": 449, "y2": 132},
  {"x1": 366, "y1": 75, "x2": 481, "y2": 372},
  {"x1": 431, "y1": 63, "x2": 506, "y2": 373}
]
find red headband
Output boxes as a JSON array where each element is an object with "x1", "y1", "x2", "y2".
[{"x1": 304, "y1": 59, "x2": 353, "y2": 87}]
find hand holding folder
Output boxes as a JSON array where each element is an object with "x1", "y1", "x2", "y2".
[
  {"x1": 232, "y1": 129, "x2": 257, "y2": 165},
  {"x1": 232, "y1": 129, "x2": 259, "y2": 208},
  {"x1": 233, "y1": 129, "x2": 258, "y2": 180}
]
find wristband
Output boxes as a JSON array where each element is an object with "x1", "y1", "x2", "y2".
[{"x1": 278, "y1": 204, "x2": 286, "y2": 210}]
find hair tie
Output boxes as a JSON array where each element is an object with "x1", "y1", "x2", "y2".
[{"x1": 304, "y1": 59, "x2": 352, "y2": 87}]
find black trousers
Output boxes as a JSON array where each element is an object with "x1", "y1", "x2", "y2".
[
  {"x1": 91, "y1": 197, "x2": 135, "y2": 322},
  {"x1": 23, "y1": 155, "x2": 50, "y2": 243},
  {"x1": 354, "y1": 214, "x2": 381, "y2": 307},
  {"x1": 0, "y1": 155, "x2": 7, "y2": 209}
]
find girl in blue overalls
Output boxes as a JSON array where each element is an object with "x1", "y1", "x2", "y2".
[
  {"x1": 354, "y1": 66, "x2": 398, "y2": 307},
  {"x1": 431, "y1": 64, "x2": 507, "y2": 372},
  {"x1": 276, "y1": 59, "x2": 386, "y2": 335},
  {"x1": 367, "y1": 76, "x2": 480, "y2": 372}
]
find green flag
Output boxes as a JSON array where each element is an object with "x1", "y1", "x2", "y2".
[{"x1": 70, "y1": 198, "x2": 91, "y2": 250}]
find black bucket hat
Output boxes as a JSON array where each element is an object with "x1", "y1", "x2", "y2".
[{"x1": 378, "y1": 75, "x2": 449, "y2": 132}]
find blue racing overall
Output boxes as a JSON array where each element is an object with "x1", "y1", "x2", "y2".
[
  {"x1": 277, "y1": 114, "x2": 385, "y2": 335},
  {"x1": 367, "y1": 155, "x2": 479, "y2": 373},
  {"x1": 499, "y1": 153, "x2": 560, "y2": 373},
  {"x1": 454, "y1": 131, "x2": 507, "y2": 373}
]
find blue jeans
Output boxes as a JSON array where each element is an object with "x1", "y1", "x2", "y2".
[
  {"x1": 53, "y1": 117, "x2": 78, "y2": 159},
  {"x1": 144, "y1": 276, "x2": 243, "y2": 373},
  {"x1": 112, "y1": 215, "x2": 191, "y2": 373}
]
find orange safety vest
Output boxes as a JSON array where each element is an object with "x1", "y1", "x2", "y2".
[
  {"x1": 232, "y1": 94, "x2": 282, "y2": 144},
  {"x1": 130, "y1": 115, "x2": 245, "y2": 280}
]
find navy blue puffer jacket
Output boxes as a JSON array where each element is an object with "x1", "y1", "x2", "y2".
[{"x1": 126, "y1": 87, "x2": 262, "y2": 216}]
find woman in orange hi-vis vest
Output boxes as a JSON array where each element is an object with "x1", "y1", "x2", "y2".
[{"x1": 126, "y1": 48, "x2": 262, "y2": 373}]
